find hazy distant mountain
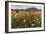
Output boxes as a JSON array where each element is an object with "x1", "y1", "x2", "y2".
[
  {"x1": 11, "y1": 7, "x2": 41, "y2": 12},
  {"x1": 26, "y1": 8, "x2": 37, "y2": 11}
]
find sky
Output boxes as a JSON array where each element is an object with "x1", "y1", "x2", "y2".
[{"x1": 11, "y1": 3, "x2": 42, "y2": 9}]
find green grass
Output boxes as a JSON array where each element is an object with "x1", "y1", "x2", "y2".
[{"x1": 11, "y1": 11, "x2": 41, "y2": 28}]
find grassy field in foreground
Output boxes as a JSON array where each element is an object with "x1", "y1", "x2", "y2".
[{"x1": 11, "y1": 11, "x2": 41, "y2": 28}]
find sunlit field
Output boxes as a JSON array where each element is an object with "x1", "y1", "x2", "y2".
[{"x1": 11, "y1": 9, "x2": 41, "y2": 28}]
